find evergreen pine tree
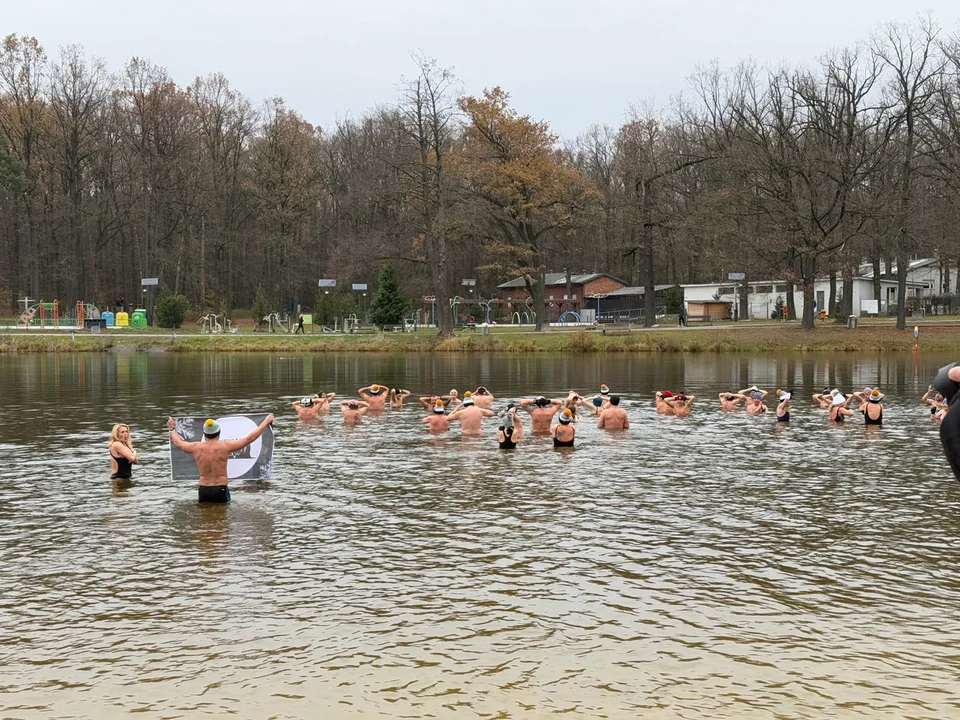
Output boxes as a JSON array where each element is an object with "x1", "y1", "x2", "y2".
[{"x1": 369, "y1": 264, "x2": 409, "y2": 327}]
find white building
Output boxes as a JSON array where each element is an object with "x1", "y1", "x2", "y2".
[
  {"x1": 681, "y1": 276, "x2": 926, "y2": 319},
  {"x1": 857, "y1": 258, "x2": 950, "y2": 297}
]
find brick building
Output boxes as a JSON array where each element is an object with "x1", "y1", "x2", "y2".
[{"x1": 497, "y1": 273, "x2": 626, "y2": 322}]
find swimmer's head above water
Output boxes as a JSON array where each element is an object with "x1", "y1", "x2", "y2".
[
  {"x1": 559, "y1": 409, "x2": 573, "y2": 424},
  {"x1": 535, "y1": 396, "x2": 550, "y2": 408},
  {"x1": 463, "y1": 391, "x2": 475, "y2": 406},
  {"x1": 300, "y1": 396, "x2": 314, "y2": 407},
  {"x1": 203, "y1": 418, "x2": 221, "y2": 439},
  {"x1": 600, "y1": 384, "x2": 610, "y2": 396},
  {"x1": 433, "y1": 399, "x2": 445, "y2": 414}
]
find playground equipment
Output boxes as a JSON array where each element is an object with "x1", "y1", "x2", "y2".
[
  {"x1": 16, "y1": 300, "x2": 104, "y2": 329},
  {"x1": 558, "y1": 311, "x2": 582, "y2": 323},
  {"x1": 344, "y1": 314, "x2": 360, "y2": 333},
  {"x1": 38, "y1": 301, "x2": 60, "y2": 328}
]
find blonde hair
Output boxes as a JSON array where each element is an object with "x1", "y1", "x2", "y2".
[{"x1": 110, "y1": 424, "x2": 132, "y2": 448}]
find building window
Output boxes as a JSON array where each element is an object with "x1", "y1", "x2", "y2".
[
  {"x1": 755, "y1": 285, "x2": 773, "y2": 294},
  {"x1": 776, "y1": 284, "x2": 788, "y2": 292},
  {"x1": 719, "y1": 286, "x2": 734, "y2": 295}
]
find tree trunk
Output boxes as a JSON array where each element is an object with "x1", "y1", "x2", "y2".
[
  {"x1": 739, "y1": 278, "x2": 748, "y2": 321},
  {"x1": 841, "y1": 268, "x2": 854, "y2": 321},
  {"x1": 525, "y1": 273, "x2": 546, "y2": 332},
  {"x1": 873, "y1": 255, "x2": 882, "y2": 301},
  {"x1": 642, "y1": 180, "x2": 656, "y2": 327},
  {"x1": 801, "y1": 252, "x2": 816, "y2": 329},
  {"x1": 828, "y1": 268, "x2": 836, "y2": 318},
  {"x1": 896, "y1": 251, "x2": 907, "y2": 330}
]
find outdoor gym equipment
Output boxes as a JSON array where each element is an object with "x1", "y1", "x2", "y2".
[
  {"x1": 198, "y1": 313, "x2": 223, "y2": 334},
  {"x1": 263, "y1": 313, "x2": 290, "y2": 333}
]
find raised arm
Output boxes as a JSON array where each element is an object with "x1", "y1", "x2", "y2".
[
  {"x1": 480, "y1": 408, "x2": 495, "y2": 417},
  {"x1": 167, "y1": 417, "x2": 198, "y2": 452},
  {"x1": 419, "y1": 396, "x2": 435, "y2": 410},
  {"x1": 922, "y1": 385, "x2": 935, "y2": 402},
  {"x1": 738, "y1": 386, "x2": 759, "y2": 396},
  {"x1": 686, "y1": 395, "x2": 697, "y2": 406},
  {"x1": 400, "y1": 389, "x2": 411, "y2": 398},
  {"x1": 223, "y1": 414, "x2": 275, "y2": 453}
]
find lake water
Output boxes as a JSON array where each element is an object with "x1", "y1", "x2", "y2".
[{"x1": 1, "y1": 351, "x2": 959, "y2": 719}]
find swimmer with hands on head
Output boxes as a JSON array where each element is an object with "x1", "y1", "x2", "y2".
[
  {"x1": 521, "y1": 395, "x2": 563, "y2": 433},
  {"x1": 447, "y1": 392, "x2": 494, "y2": 435},
  {"x1": 340, "y1": 399, "x2": 371, "y2": 425},
  {"x1": 358, "y1": 384, "x2": 389, "y2": 411},
  {"x1": 292, "y1": 393, "x2": 336, "y2": 420},
  {"x1": 421, "y1": 398, "x2": 450, "y2": 432},
  {"x1": 389, "y1": 388, "x2": 411, "y2": 409}
]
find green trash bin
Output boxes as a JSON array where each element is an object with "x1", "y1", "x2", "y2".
[{"x1": 131, "y1": 309, "x2": 147, "y2": 328}]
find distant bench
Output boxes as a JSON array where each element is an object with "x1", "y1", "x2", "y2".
[{"x1": 601, "y1": 323, "x2": 632, "y2": 335}]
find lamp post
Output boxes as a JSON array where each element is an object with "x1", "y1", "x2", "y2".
[{"x1": 462, "y1": 279, "x2": 476, "y2": 323}]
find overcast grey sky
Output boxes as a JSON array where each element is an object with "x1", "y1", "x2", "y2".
[{"x1": 5, "y1": 0, "x2": 959, "y2": 139}]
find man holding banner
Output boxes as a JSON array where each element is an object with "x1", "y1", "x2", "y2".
[{"x1": 167, "y1": 413, "x2": 275, "y2": 503}]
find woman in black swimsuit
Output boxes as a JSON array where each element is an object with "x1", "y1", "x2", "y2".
[
  {"x1": 109, "y1": 424, "x2": 138, "y2": 479},
  {"x1": 858, "y1": 388, "x2": 884, "y2": 426},
  {"x1": 829, "y1": 393, "x2": 854, "y2": 423},
  {"x1": 552, "y1": 409, "x2": 576, "y2": 447}
]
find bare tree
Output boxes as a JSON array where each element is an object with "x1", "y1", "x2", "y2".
[
  {"x1": 874, "y1": 16, "x2": 946, "y2": 328},
  {"x1": 397, "y1": 53, "x2": 459, "y2": 336}
]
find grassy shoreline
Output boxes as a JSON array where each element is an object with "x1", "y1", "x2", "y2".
[{"x1": 0, "y1": 323, "x2": 956, "y2": 354}]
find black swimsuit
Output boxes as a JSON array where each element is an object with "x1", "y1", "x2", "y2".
[
  {"x1": 830, "y1": 408, "x2": 844, "y2": 424},
  {"x1": 111, "y1": 453, "x2": 133, "y2": 479},
  {"x1": 553, "y1": 427, "x2": 575, "y2": 447},
  {"x1": 198, "y1": 486, "x2": 231, "y2": 503},
  {"x1": 864, "y1": 404, "x2": 883, "y2": 425},
  {"x1": 498, "y1": 427, "x2": 517, "y2": 450}
]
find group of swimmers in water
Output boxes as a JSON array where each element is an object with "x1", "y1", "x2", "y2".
[
  {"x1": 290, "y1": 383, "x2": 629, "y2": 449},
  {"x1": 106, "y1": 363, "x2": 960, "y2": 503}
]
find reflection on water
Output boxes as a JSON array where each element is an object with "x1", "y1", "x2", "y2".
[{"x1": 2, "y1": 351, "x2": 960, "y2": 719}]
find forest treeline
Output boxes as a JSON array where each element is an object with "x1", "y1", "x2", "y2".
[{"x1": 2, "y1": 16, "x2": 960, "y2": 332}]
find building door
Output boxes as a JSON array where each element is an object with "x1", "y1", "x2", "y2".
[{"x1": 816, "y1": 290, "x2": 825, "y2": 313}]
